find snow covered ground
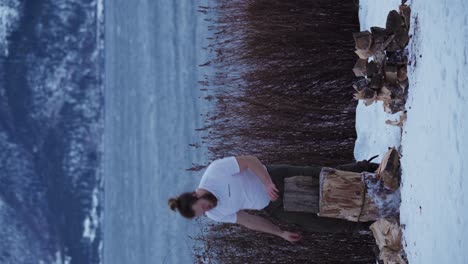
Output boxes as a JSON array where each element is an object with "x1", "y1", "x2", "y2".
[{"x1": 356, "y1": 1, "x2": 468, "y2": 263}]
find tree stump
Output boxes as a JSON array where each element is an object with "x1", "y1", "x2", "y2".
[
  {"x1": 318, "y1": 168, "x2": 380, "y2": 222},
  {"x1": 283, "y1": 176, "x2": 320, "y2": 213}
]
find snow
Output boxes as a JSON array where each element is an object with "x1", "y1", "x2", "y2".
[
  {"x1": 83, "y1": 187, "x2": 100, "y2": 242},
  {"x1": 39, "y1": 251, "x2": 72, "y2": 264},
  {"x1": 354, "y1": 100, "x2": 402, "y2": 163},
  {"x1": 356, "y1": 1, "x2": 468, "y2": 263},
  {"x1": 0, "y1": 0, "x2": 21, "y2": 56}
]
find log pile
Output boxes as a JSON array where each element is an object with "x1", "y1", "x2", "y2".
[{"x1": 352, "y1": 4, "x2": 411, "y2": 114}]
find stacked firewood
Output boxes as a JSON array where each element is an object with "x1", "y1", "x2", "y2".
[{"x1": 352, "y1": 4, "x2": 411, "y2": 114}]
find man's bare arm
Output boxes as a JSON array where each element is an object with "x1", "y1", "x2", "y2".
[
  {"x1": 236, "y1": 211, "x2": 301, "y2": 242},
  {"x1": 235, "y1": 155, "x2": 279, "y2": 200}
]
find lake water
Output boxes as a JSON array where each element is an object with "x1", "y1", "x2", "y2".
[{"x1": 104, "y1": 1, "x2": 213, "y2": 263}]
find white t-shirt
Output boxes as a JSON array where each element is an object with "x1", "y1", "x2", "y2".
[{"x1": 198, "y1": 156, "x2": 271, "y2": 223}]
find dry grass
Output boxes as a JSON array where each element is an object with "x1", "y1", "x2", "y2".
[{"x1": 195, "y1": 0, "x2": 361, "y2": 166}]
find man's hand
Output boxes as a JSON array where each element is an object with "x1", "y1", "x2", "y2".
[
  {"x1": 265, "y1": 182, "x2": 279, "y2": 201},
  {"x1": 236, "y1": 211, "x2": 302, "y2": 242},
  {"x1": 280, "y1": 231, "x2": 302, "y2": 242}
]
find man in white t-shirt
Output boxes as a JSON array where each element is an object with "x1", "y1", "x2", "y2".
[{"x1": 168, "y1": 155, "x2": 302, "y2": 242}]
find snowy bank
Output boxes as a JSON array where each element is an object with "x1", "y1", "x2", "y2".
[{"x1": 356, "y1": 1, "x2": 468, "y2": 263}]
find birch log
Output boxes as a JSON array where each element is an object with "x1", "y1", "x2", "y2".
[{"x1": 318, "y1": 168, "x2": 380, "y2": 222}]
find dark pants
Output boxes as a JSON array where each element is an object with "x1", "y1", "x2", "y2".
[{"x1": 264, "y1": 162, "x2": 378, "y2": 233}]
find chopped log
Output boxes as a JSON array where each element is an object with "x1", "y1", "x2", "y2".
[
  {"x1": 355, "y1": 88, "x2": 377, "y2": 106},
  {"x1": 385, "y1": 111, "x2": 407, "y2": 128},
  {"x1": 354, "y1": 87, "x2": 376, "y2": 101},
  {"x1": 380, "y1": 34, "x2": 396, "y2": 50},
  {"x1": 283, "y1": 176, "x2": 320, "y2": 213},
  {"x1": 361, "y1": 87, "x2": 377, "y2": 99},
  {"x1": 353, "y1": 30, "x2": 373, "y2": 50},
  {"x1": 395, "y1": 28, "x2": 409, "y2": 49},
  {"x1": 377, "y1": 82, "x2": 406, "y2": 114},
  {"x1": 353, "y1": 78, "x2": 369, "y2": 92},
  {"x1": 371, "y1": 27, "x2": 388, "y2": 44},
  {"x1": 367, "y1": 60, "x2": 379, "y2": 78},
  {"x1": 353, "y1": 59, "x2": 368, "y2": 77},
  {"x1": 399, "y1": 4, "x2": 411, "y2": 30},
  {"x1": 318, "y1": 168, "x2": 380, "y2": 222},
  {"x1": 355, "y1": 34, "x2": 394, "y2": 60},
  {"x1": 386, "y1": 39, "x2": 402, "y2": 52},
  {"x1": 387, "y1": 50, "x2": 408, "y2": 65},
  {"x1": 386, "y1": 10, "x2": 404, "y2": 34},
  {"x1": 356, "y1": 94, "x2": 376, "y2": 106},
  {"x1": 355, "y1": 48, "x2": 374, "y2": 59},
  {"x1": 379, "y1": 247, "x2": 407, "y2": 264},
  {"x1": 397, "y1": 65, "x2": 408, "y2": 82},
  {"x1": 381, "y1": 82, "x2": 407, "y2": 114},
  {"x1": 384, "y1": 64, "x2": 398, "y2": 84},
  {"x1": 387, "y1": 98, "x2": 406, "y2": 114},
  {"x1": 370, "y1": 218, "x2": 403, "y2": 251},
  {"x1": 363, "y1": 98, "x2": 376, "y2": 106},
  {"x1": 376, "y1": 147, "x2": 401, "y2": 191},
  {"x1": 398, "y1": 78, "x2": 409, "y2": 92},
  {"x1": 376, "y1": 86, "x2": 392, "y2": 104},
  {"x1": 370, "y1": 218, "x2": 407, "y2": 264},
  {"x1": 369, "y1": 74, "x2": 384, "y2": 91},
  {"x1": 373, "y1": 49, "x2": 387, "y2": 67},
  {"x1": 385, "y1": 82, "x2": 405, "y2": 99}
]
